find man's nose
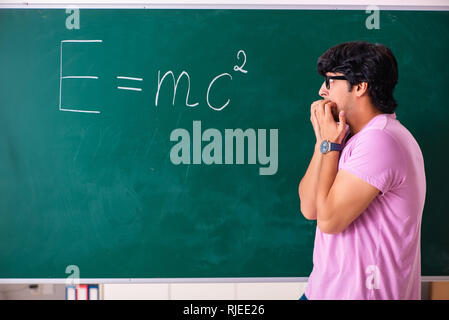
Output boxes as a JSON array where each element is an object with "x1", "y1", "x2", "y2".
[{"x1": 319, "y1": 81, "x2": 328, "y2": 98}]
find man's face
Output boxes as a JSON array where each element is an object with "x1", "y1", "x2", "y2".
[{"x1": 318, "y1": 72, "x2": 353, "y2": 122}]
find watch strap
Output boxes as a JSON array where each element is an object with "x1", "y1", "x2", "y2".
[{"x1": 329, "y1": 141, "x2": 343, "y2": 152}]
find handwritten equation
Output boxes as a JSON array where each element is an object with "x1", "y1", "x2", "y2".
[{"x1": 59, "y1": 40, "x2": 248, "y2": 114}]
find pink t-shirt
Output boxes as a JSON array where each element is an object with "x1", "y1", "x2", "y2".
[{"x1": 305, "y1": 113, "x2": 426, "y2": 300}]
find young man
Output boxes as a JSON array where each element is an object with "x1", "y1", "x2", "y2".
[{"x1": 298, "y1": 41, "x2": 426, "y2": 300}]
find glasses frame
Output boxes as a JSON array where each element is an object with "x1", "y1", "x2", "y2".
[{"x1": 325, "y1": 75, "x2": 347, "y2": 90}]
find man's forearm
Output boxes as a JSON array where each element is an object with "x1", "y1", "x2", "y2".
[
  {"x1": 316, "y1": 151, "x2": 340, "y2": 222},
  {"x1": 298, "y1": 143, "x2": 323, "y2": 219}
]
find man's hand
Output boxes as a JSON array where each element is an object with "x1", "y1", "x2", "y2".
[
  {"x1": 312, "y1": 99, "x2": 346, "y2": 144},
  {"x1": 310, "y1": 100, "x2": 324, "y2": 145}
]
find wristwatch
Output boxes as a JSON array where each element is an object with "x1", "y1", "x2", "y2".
[{"x1": 320, "y1": 140, "x2": 343, "y2": 154}]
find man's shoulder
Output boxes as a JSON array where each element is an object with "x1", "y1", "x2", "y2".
[{"x1": 354, "y1": 128, "x2": 400, "y2": 150}]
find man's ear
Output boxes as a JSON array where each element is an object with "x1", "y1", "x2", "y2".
[{"x1": 355, "y1": 82, "x2": 368, "y2": 97}]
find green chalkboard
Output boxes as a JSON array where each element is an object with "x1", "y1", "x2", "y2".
[{"x1": 0, "y1": 9, "x2": 448, "y2": 280}]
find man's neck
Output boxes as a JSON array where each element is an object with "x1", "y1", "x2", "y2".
[{"x1": 348, "y1": 107, "x2": 383, "y2": 136}]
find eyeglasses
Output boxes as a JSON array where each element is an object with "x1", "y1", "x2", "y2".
[{"x1": 325, "y1": 75, "x2": 347, "y2": 90}]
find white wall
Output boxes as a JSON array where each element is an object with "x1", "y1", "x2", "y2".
[
  {"x1": 0, "y1": 284, "x2": 66, "y2": 300},
  {"x1": 0, "y1": 282, "x2": 306, "y2": 300},
  {"x1": 0, "y1": 282, "x2": 435, "y2": 299},
  {"x1": 103, "y1": 282, "x2": 308, "y2": 300}
]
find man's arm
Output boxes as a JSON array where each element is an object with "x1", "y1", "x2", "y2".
[
  {"x1": 298, "y1": 143, "x2": 322, "y2": 220},
  {"x1": 298, "y1": 100, "x2": 332, "y2": 221},
  {"x1": 316, "y1": 153, "x2": 380, "y2": 234},
  {"x1": 313, "y1": 100, "x2": 380, "y2": 234}
]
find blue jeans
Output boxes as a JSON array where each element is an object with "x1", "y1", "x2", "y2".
[{"x1": 299, "y1": 293, "x2": 308, "y2": 300}]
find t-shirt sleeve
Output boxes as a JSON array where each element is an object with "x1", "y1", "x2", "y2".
[{"x1": 340, "y1": 129, "x2": 405, "y2": 195}]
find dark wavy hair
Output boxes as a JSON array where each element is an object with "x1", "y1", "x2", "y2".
[{"x1": 317, "y1": 41, "x2": 398, "y2": 113}]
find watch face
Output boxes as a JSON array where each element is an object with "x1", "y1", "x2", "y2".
[{"x1": 320, "y1": 140, "x2": 329, "y2": 154}]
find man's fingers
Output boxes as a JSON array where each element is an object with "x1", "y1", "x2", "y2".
[
  {"x1": 310, "y1": 100, "x2": 322, "y2": 114},
  {"x1": 323, "y1": 101, "x2": 336, "y2": 121},
  {"x1": 311, "y1": 109, "x2": 318, "y2": 128},
  {"x1": 311, "y1": 99, "x2": 334, "y2": 125},
  {"x1": 311, "y1": 99, "x2": 330, "y2": 112},
  {"x1": 316, "y1": 100, "x2": 326, "y2": 119},
  {"x1": 324, "y1": 102, "x2": 331, "y2": 119}
]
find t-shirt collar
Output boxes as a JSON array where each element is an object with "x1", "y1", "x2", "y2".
[{"x1": 342, "y1": 112, "x2": 396, "y2": 145}]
